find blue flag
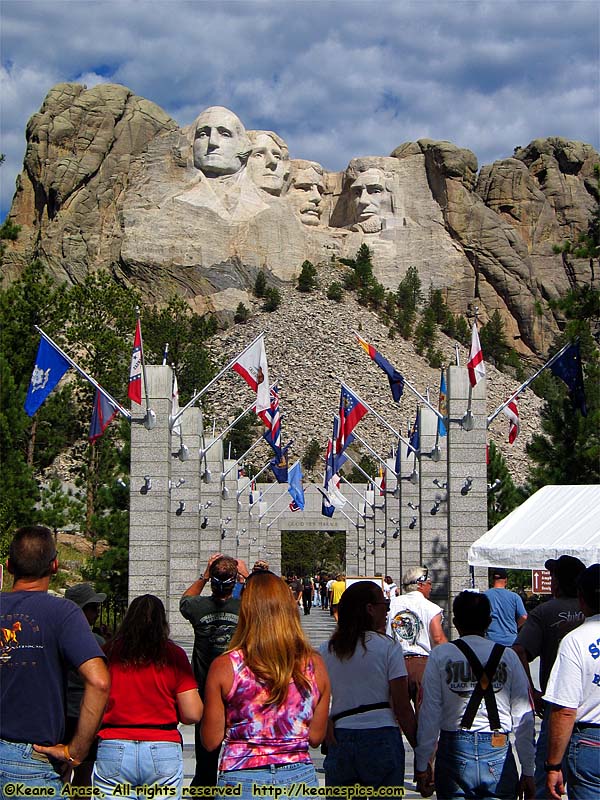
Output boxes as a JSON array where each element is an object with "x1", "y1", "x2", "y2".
[
  {"x1": 550, "y1": 342, "x2": 587, "y2": 416},
  {"x1": 24, "y1": 337, "x2": 71, "y2": 417},
  {"x1": 287, "y1": 462, "x2": 305, "y2": 511},
  {"x1": 317, "y1": 486, "x2": 335, "y2": 518},
  {"x1": 407, "y1": 413, "x2": 419, "y2": 456},
  {"x1": 356, "y1": 335, "x2": 405, "y2": 402},
  {"x1": 438, "y1": 369, "x2": 448, "y2": 436},
  {"x1": 89, "y1": 389, "x2": 119, "y2": 442},
  {"x1": 268, "y1": 440, "x2": 291, "y2": 483}
]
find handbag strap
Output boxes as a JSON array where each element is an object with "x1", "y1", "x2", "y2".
[
  {"x1": 331, "y1": 701, "x2": 390, "y2": 723},
  {"x1": 453, "y1": 639, "x2": 505, "y2": 731}
]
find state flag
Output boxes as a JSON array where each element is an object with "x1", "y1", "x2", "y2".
[
  {"x1": 233, "y1": 336, "x2": 270, "y2": 413},
  {"x1": 337, "y1": 386, "x2": 368, "y2": 454},
  {"x1": 355, "y1": 334, "x2": 405, "y2": 402},
  {"x1": 89, "y1": 389, "x2": 119, "y2": 442},
  {"x1": 501, "y1": 398, "x2": 520, "y2": 444},
  {"x1": 24, "y1": 336, "x2": 71, "y2": 417},
  {"x1": 128, "y1": 319, "x2": 143, "y2": 405},
  {"x1": 467, "y1": 323, "x2": 485, "y2": 387},
  {"x1": 287, "y1": 462, "x2": 305, "y2": 512},
  {"x1": 171, "y1": 373, "x2": 181, "y2": 437},
  {"x1": 550, "y1": 342, "x2": 587, "y2": 416},
  {"x1": 407, "y1": 414, "x2": 419, "y2": 456},
  {"x1": 438, "y1": 369, "x2": 448, "y2": 437}
]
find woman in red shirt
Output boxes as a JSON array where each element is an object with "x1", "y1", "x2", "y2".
[{"x1": 93, "y1": 594, "x2": 202, "y2": 798}]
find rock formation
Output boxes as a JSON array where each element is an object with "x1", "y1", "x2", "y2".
[{"x1": 4, "y1": 82, "x2": 598, "y2": 355}]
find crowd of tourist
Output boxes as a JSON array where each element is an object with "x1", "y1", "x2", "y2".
[{"x1": 1, "y1": 524, "x2": 598, "y2": 800}]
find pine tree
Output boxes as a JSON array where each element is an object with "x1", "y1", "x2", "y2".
[
  {"x1": 487, "y1": 441, "x2": 525, "y2": 526},
  {"x1": 297, "y1": 260, "x2": 318, "y2": 292},
  {"x1": 480, "y1": 310, "x2": 511, "y2": 368},
  {"x1": 302, "y1": 439, "x2": 321, "y2": 471},
  {"x1": 254, "y1": 270, "x2": 267, "y2": 298}
]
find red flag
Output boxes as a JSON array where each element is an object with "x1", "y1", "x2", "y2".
[
  {"x1": 467, "y1": 323, "x2": 485, "y2": 387},
  {"x1": 128, "y1": 319, "x2": 143, "y2": 405},
  {"x1": 502, "y1": 398, "x2": 520, "y2": 444}
]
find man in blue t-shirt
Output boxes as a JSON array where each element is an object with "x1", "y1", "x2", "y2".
[
  {"x1": 0, "y1": 525, "x2": 110, "y2": 794},
  {"x1": 484, "y1": 567, "x2": 528, "y2": 646}
]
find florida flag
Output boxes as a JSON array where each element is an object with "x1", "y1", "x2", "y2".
[
  {"x1": 89, "y1": 389, "x2": 119, "y2": 442},
  {"x1": 128, "y1": 319, "x2": 143, "y2": 404},
  {"x1": 467, "y1": 323, "x2": 485, "y2": 388},
  {"x1": 233, "y1": 336, "x2": 270, "y2": 413},
  {"x1": 501, "y1": 398, "x2": 520, "y2": 444}
]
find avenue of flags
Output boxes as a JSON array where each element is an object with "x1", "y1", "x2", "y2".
[{"x1": 23, "y1": 315, "x2": 588, "y2": 526}]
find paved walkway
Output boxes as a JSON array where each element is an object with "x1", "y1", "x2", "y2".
[{"x1": 179, "y1": 602, "x2": 422, "y2": 797}]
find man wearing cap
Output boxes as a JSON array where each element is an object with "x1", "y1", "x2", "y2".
[
  {"x1": 485, "y1": 567, "x2": 527, "y2": 646},
  {"x1": 513, "y1": 555, "x2": 586, "y2": 798},
  {"x1": 387, "y1": 565, "x2": 447, "y2": 716},
  {"x1": 0, "y1": 526, "x2": 109, "y2": 794},
  {"x1": 64, "y1": 583, "x2": 107, "y2": 786},
  {"x1": 544, "y1": 563, "x2": 600, "y2": 800},
  {"x1": 180, "y1": 553, "x2": 241, "y2": 786}
]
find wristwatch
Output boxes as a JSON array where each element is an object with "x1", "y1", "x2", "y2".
[{"x1": 544, "y1": 761, "x2": 562, "y2": 772}]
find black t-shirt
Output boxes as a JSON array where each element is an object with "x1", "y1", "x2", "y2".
[{"x1": 179, "y1": 594, "x2": 240, "y2": 695}]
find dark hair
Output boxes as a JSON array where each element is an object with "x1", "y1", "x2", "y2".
[
  {"x1": 210, "y1": 555, "x2": 238, "y2": 598},
  {"x1": 9, "y1": 525, "x2": 56, "y2": 580},
  {"x1": 328, "y1": 581, "x2": 382, "y2": 660},
  {"x1": 105, "y1": 594, "x2": 170, "y2": 667},
  {"x1": 578, "y1": 564, "x2": 600, "y2": 615},
  {"x1": 453, "y1": 591, "x2": 491, "y2": 633}
]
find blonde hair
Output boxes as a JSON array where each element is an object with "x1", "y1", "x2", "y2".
[{"x1": 227, "y1": 572, "x2": 315, "y2": 705}]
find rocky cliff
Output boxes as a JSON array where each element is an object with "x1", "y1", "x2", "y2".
[{"x1": 4, "y1": 82, "x2": 598, "y2": 356}]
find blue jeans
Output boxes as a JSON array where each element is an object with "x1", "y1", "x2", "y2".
[
  {"x1": 92, "y1": 739, "x2": 183, "y2": 799},
  {"x1": 566, "y1": 724, "x2": 600, "y2": 800},
  {"x1": 435, "y1": 730, "x2": 519, "y2": 799},
  {"x1": 0, "y1": 740, "x2": 63, "y2": 797},
  {"x1": 324, "y1": 727, "x2": 406, "y2": 790},
  {"x1": 218, "y1": 762, "x2": 317, "y2": 800}
]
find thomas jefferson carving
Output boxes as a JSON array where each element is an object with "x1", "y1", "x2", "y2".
[{"x1": 247, "y1": 131, "x2": 290, "y2": 196}]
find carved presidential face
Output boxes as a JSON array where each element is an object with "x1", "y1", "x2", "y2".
[
  {"x1": 247, "y1": 133, "x2": 290, "y2": 196},
  {"x1": 192, "y1": 107, "x2": 250, "y2": 177},
  {"x1": 287, "y1": 167, "x2": 325, "y2": 226},
  {"x1": 350, "y1": 168, "x2": 393, "y2": 232}
]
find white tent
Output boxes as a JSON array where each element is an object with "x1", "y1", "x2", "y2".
[{"x1": 468, "y1": 485, "x2": 600, "y2": 569}]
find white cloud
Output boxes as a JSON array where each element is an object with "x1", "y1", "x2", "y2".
[{"x1": 1, "y1": 0, "x2": 598, "y2": 216}]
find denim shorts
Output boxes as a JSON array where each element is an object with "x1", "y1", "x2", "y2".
[
  {"x1": 218, "y1": 761, "x2": 318, "y2": 799},
  {"x1": 567, "y1": 724, "x2": 600, "y2": 800}
]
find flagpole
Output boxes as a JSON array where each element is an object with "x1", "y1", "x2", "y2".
[
  {"x1": 338, "y1": 506, "x2": 364, "y2": 531},
  {"x1": 486, "y1": 340, "x2": 573, "y2": 426},
  {"x1": 222, "y1": 435, "x2": 265, "y2": 481},
  {"x1": 171, "y1": 332, "x2": 265, "y2": 427},
  {"x1": 35, "y1": 327, "x2": 131, "y2": 420},
  {"x1": 353, "y1": 432, "x2": 398, "y2": 471},
  {"x1": 351, "y1": 332, "x2": 444, "y2": 421},
  {"x1": 199, "y1": 396, "x2": 263, "y2": 457},
  {"x1": 260, "y1": 486, "x2": 293, "y2": 520}
]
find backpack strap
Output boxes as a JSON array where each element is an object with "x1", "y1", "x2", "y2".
[{"x1": 453, "y1": 639, "x2": 505, "y2": 731}]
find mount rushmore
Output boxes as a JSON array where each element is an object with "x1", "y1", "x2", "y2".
[{"x1": 4, "y1": 82, "x2": 598, "y2": 355}]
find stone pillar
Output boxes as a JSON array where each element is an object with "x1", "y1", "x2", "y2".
[
  {"x1": 446, "y1": 366, "x2": 488, "y2": 636},
  {"x1": 129, "y1": 366, "x2": 173, "y2": 604}
]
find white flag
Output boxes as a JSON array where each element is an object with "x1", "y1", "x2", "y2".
[
  {"x1": 232, "y1": 336, "x2": 270, "y2": 413},
  {"x1": 467, "y1": 323, "x2": 486, "y2": 387}
]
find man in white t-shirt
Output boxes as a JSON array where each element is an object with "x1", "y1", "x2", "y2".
[
  {"x1": 543, "y1": 563, "x2": 600, "y2": 800},
  {"x1": 414, "y1": 591, "x2": 535, "y2": 799},
  {"x1": 387, "y1": 565, "x2": 447, "y2": 715}
]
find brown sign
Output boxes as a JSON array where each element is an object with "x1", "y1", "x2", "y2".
[{"x1": 532, "y1": 569, "x2": 552, "y2": 594}]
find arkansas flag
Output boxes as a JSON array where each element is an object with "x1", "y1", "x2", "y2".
[
  {"x1": 89, "y1": 389, "x2": 119, "y2": 442},
  {"x1": 501, "y1": 398, "x2": 520, "y2": 444},
  {"x1": 467, "y1": 323, "x2": 485, "y2": 387},
  {"x1": 128, "y1": 319, "x2": 143, "y2": 404},
  {"x1": 233, "y1": 336, "x2": 270, "y2": 413}
]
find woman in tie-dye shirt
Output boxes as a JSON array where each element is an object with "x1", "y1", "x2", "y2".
[{"x1": 201, "y1": 571, "x2": 330, "y2": 797}]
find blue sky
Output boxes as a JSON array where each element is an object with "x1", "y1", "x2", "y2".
[{"x1": 1, "y1": 0, "x2": 599, "y2": 220}]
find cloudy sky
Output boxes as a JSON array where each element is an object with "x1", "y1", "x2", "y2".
[{"x1": 1, "y1": 0, "x2": 598, "y2": 219}]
